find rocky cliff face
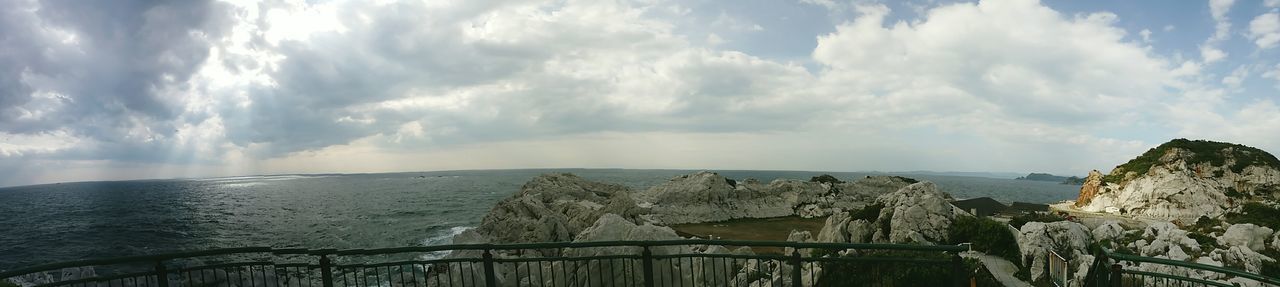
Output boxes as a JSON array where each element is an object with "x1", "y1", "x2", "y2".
[
  {"x1": 468, "y1": 173, "x2": 648, "y2": 245},
  {"x1": 1075, "y1": 139, "x2": 1280, "y2": 219}
]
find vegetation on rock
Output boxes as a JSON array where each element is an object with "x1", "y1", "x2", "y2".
[
  {"x1": 948, "y1": 216, "x2": 1021, "y2": 264},
  {"x1": 1103, "y1": 139, "x2": 1280, "y2": 183},
  {"x1": 809, "y1": 174, "x2": 843, "y2": 184},
  {"x1": 814, "y1": 249, "x2": 965, "y2": 286},
  {"x1": 1008, "y1": 213, "x2": 1064, "y2": 229},
  {"x1": 1225, "y1": 202, "x2": 1280, "y2": 230}
]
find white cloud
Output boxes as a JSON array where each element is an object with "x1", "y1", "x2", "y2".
[
  {"x1": 1267, "y1": 0, "x2": 1280, "y2": 8},
  {"x1": 1200, "y1": 46, "x2": 1227, "y2": 63},
  {"x1": 711, "y1": 11, "x2": 764, "y2": 32},
  {"x1": 1248, "y1": 12, "x2": 1280, "y2": 49},
  {"x1": 1140, "y1": 28, "x2": 1152, "y2": 42},
  {"x1": 1222, "y1": 65, "x2": 1249, "y2": 88}
]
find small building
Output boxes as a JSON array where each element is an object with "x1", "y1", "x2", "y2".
[{"x1": 951, "y1": 197, "x2": 1008, "y2": 217}]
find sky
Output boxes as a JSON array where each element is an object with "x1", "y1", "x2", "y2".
[{"x1": 1, "y1": 0, "x2": 1279, "y2": 187}]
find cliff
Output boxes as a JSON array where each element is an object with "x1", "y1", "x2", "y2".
[{"x1": 1075, "y1": 139, "x2": 1280, "y2": 219}]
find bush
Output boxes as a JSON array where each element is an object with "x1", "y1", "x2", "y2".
[
  {"x1": 1226, "y1": 202, "x2": 1280, "y2": 230},
  {"x1": 0, "y1": 280, "x2": 16, "y2": 287},
  {"x1": 949, "y1": 216, "x2": 1021, "y2": 265},
  {"x1": 850, "y1": 203, "x2": 884, "y2": 221},
  {"x1": 810, "y1": 174, "x2": 843, "y2": 184},
  {"x1": 1008, "y1": 213, "x2": 1065, "y2": 229},
  {"x1": 815, "y1": 250, "x2": 961, "y2": 286}
]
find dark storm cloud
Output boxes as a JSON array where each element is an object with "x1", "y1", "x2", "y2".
[{"x1": 0, "y1": 0, "x2": 232, "y2": 161}]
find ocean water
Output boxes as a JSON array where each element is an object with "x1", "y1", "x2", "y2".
[{"x1": 0, "y1": 169, "x2": 1079, "y2": 271}]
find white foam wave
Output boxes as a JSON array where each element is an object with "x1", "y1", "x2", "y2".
[{"x1": 418, "y1": 226, "x2": 474, "y2": 261}]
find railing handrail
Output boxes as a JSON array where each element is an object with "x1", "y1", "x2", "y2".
[
  {"x1": 0, "y1": 239, "x2": 965, "y2": 279},
  {"x1": 1100, "y1": 248, "x2": 1280, "y2": 285}
]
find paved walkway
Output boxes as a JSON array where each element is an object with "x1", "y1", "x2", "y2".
[{"x1": 961, "y1": 251, "x2": 1033, "y2": 287}]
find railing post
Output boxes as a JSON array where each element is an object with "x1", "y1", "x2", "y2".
[
  {"x1": 153, "y1": 261, "x2": 168, "y2": 287},
  {"x1": 951, "y1": 253, "x2": 965, "y2": 287},
  {"x1": 790, "y1": 249, "x2": 802, "y2": 287},
  {"x1": 1109, "y1": 263, "x2": 1122, "y2": 287},
  {"x1": 642, "y1": 246, "x2": 655, "y2": 287},
  {"x1": 319, "y1": 255, "x2": 334, "y2": 287},
  {"x1": 482, "y1": 249, "x2": 497, "y2": 287}
]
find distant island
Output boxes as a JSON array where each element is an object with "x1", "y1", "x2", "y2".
[{"x1": 1015, "y1": 172, "x2": 1085, "y2": 185}]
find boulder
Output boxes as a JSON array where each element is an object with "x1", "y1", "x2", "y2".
[
  {"x1": 1210, "y1": 246, "x2": 1276, "y2": 274},
  {"x1": 1217, "y1": 224, "x2": 1274, "y2": 252},
  {"x1": 1018, "y1": 221, "x2": 1091, "y2": 281},
  {"x1": 1091, "y1": 220, "x2": 1125, "y2": 243},
  {"x1": 1129, "y1": 222, "x2": 1202, "y2": 260},
  {"x1": 872, "y1": 182, "x2": 957, "y2": 244},
  {"x1": 470, "y1": 173, "x2": 645, "y2": 245}
]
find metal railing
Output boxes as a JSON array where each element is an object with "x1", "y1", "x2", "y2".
[
  {"x1": 1083, "y1": 247, "x2": 1280, "y2": 287},
  {"x1": 0, "y1": 240, "x2": 970, "y2": 287}
]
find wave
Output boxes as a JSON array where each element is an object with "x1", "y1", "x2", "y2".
[{"x1": 418, "y1": 226, "x2": 474, "y2": 261}]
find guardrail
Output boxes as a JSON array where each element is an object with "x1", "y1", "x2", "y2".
[
  {"x1": 1082, "y1": 247, "x2": 1280, "y2": 287},
  {"x1": 0, "y1": 240, "x2": 970, "y2": 287}
]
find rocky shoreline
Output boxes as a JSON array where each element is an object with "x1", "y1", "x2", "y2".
[{"x1": 439, "y1": 139, "x2": 1280, "y2": 286}]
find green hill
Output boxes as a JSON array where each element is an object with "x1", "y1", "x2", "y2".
[{"x1": 1103, "y1": 139, "x2": 1280, "y2": 183}]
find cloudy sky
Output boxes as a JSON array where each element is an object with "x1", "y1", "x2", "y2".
[{"x1": 1, "y1": 0, "x2": 1279, "y2": 187}]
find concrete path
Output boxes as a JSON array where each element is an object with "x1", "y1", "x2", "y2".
[{"x1": 961, "y1": 251, "x2": 1034, "y2": 287}]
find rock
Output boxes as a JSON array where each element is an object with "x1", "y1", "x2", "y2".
[
  {"x1": 1218, "y1": 224, "x2": 1274, "y2": 252},
  {"x1": 1075, "y1": 139, "x2": 1280, "y2": 219},
  {"x1": 634, "y1": 171, "x2": 807, "y2": 224},
  {"x1": 553, "y1": 214, "x2": 688, "y2": 286},
  {"x1": 815, "y1": 211, "x2": 851, "y2": 243},
  {"x1": 873, "y1": 182, "x2": 957, "y2": 244},
  {"x1": 1271, "y1": 232, "x2": 1280, "y2": 252},
  {"x1": 1091, "y1": 220, "x2": 1125, "y2": 243},
  {"x1": 633, "y1": 172, "x2": 912, "y2": 224},
  {"x1": 1211, "y1": 246, "x2": 1276, "y2": 274},
  {"x1": 1130, "y1": 222, "x2": 1202, "y2": 260},
  {"x1": 1075, "y1": 170, "x2": 1105, "y2": 207},
  {"x1": 1018, "y1": 221, "x2": 1091, "y2": 282},
  {"x1": 470, "y1": 173, "x2": 645, "y2": 245}
]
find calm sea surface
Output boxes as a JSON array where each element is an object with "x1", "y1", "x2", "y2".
[{"x1": 0, "y1": 169, "x2": 1079, "y2": 271}]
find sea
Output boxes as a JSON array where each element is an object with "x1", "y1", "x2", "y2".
[{"x1": 0, "y1": 169, "x2": 1080, "y2": 271}]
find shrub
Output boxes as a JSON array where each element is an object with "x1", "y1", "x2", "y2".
[
  {"x1": 949, "y1": 216, "x2": 1021, "y2": 265},
  {"x1": 0, "y1": 280, "x2": 16, "y2": 287},
  {"x1": 815, "y1": 250, "x2": 960, "y2": 286},
  {"x1": 810, "y1": 174, "x2": 843, "y2": 184},
  {"x1": 1008, "y1": 213, "x2": 1065, "y2": 229},
  {"x1": 1226, "y1": 202, "x2": 1280, "y2": 230},
  {"x1": 850, "y1": 203, "x2": 884, "y2": 221}
]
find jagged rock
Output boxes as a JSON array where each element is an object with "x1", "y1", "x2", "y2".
[
  {"x1": 470, "y1": 173, "x2": 645, "y2": 245},
  {"x1": 815, "y1": 211, "x2": 851, "y2": 243},
  {"x1": 1270, "y1": 232, "x2": 1280, "y2": 252},
  {"x1": 633, "y1": 172, "x2": 912, "y2": 224},
  {"x1": 872, "y1": 182, "x2": 957, "y2": 244},
  {"x1": 1075, "y1": 170, "x2": 1105, "y2": 207},
  {"x1": 1211, "y1": 246, "x2": 1276, "y2": 274},
  {"x1": 1018, "y1": 221, "x2": 1091, "y2": 281},
  {"x1": 1091, "y1": 220, "x2": 1125, "y2": 243},
  {"x1": 1218, "y1": 224, "x2": 1274, "y2": 252},
  {"x1": 1129, "y1": 222, "x2": 1202, "y2": 260},
  {"x1": 1075, "y1": 139, "x2": 1280, "y2": 219}
]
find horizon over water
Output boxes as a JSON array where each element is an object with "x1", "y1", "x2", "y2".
[{"x1": 0, "y1": 168, "x2": 1079, "y2": 271}]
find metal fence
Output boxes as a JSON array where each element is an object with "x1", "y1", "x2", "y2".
[
  {"x1": 1047, "y1": 251, "x2": 1069, "y2": 287},
  {"x1": 1082, "y1": 247, "x2": 1280, "y2": 287},
  {"x1": 0, "y1": 240, "x2": 970, "y2": 287}
]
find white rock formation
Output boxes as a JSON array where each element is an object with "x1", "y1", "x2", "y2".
[
  {"x1": 1217, "y1": 224, "x2": 1274, "y2": 252},
  {"x1": 1018, "y1": 221, "x2": 1091, "y2": 281},
  {"x1": 470, "y1": 173, "x2": 646, "y2": 245},
  {"x1": 1091, "y1": 220, "x2": 1126, "y2": 243},
  {"x1": 633, "y1": 171, "x2": 912, "y2": 224},
  {"x1": 812, "y1": 181, "x2": 958, "y2": 245},
  {"x1": 1075, "y1": 140, "x2": 1280, "y2": 219}
]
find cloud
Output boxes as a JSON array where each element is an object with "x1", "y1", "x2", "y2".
[
  {"x1": 1249, "y1": 12, "x2": 1280, "y2": 49},
  {"x1": 0, "y1": 0, "x2": 234, "y2": 162},
  {"x1": 1, "y1": 0, "x2": 1273, "y2": 187}
]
